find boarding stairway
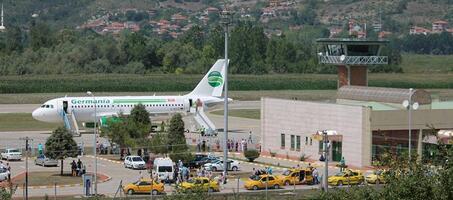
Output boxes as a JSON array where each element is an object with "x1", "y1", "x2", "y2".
[
  {"x1": 62, "y1": 111, "x2": 81, "y2": 136},
  {"x1": 192, "y1": 106, "x2": 217, "y2": 136}
]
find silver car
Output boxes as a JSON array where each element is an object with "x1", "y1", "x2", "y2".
[{"x1": 35, "y1": 155, "x2": 58, "y2": 167}]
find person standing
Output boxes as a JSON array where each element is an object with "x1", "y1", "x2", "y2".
[
  {"x1": 71, "y1": 160, "x2": 77, "y2": 176},
  {"x1": 339, "y1": 157, "x2": 346, "y2": 172},
  {"x1": 248, "y1": 131, "x2": 253, "y2": 143},
  {"x1": 312, "y1": 168, "x2": 319, "y2": 185},
  {"x1": 38, "y1": 143, "x2": 43, "y2": 155},
  {"x1": 6, "y1": 162, "x2": 11, "y2": 182},
  {"x1": 77, "y1": 159, "x2": 82, "y2": 176}
]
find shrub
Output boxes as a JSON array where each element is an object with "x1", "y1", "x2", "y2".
[
  {"x1": 300, "y1": 154, "x2": 306, "y2": 161},
  {"x1": 244, "y1": 149, "x2": 260, "y2": 162}
]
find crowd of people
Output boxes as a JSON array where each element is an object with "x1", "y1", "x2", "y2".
[
  {"x1": 70, "y1": 159, "x2": 86, "y2": 177},
  {"x1": 194, "y1": 131, "x2": 256, "y2": 153}
]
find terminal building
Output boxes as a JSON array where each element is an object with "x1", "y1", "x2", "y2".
[{"x1": 260, "y1": 39, "x2": 453, "y2": 167}]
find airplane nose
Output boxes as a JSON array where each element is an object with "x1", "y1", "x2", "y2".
[{"x1": 32, "y1": 109, "x2": 42, "y2": 121}]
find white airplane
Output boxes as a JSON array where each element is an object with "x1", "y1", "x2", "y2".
[{"x1": 32, "y1": 59, "x2": 228, "y2": 127}]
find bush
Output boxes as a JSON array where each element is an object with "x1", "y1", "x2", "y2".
[
  {"x1": 244, "y1": 149, "x2": 260, "y2": 162},
  {"x1": 300, "y1": 154, "x2": 306, "y2": 161}
]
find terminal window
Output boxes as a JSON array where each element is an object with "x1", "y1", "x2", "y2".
[
  {"x1": 280, "y1": 134, "x2": 285, "y2": 149},
  {"x1": 296, "y1": 136, "x2": 301, "y2": 151}
]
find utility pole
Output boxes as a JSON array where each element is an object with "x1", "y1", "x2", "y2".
[
  {"x1": 87, "y1": 91, "x2": 97, "y2": 196},
  {"x1": 322, "y1": 131, "x2": 328, "y2": 193},
  {"x1": 20, "y1": 137, "x2": 33, "y2": 200},
  {"x1": 220, "y1": 6, "x2": 231, "y2": 182}
]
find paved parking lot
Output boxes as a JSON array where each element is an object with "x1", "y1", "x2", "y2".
[{"x1": 3, "y1": 154, "x2": 331, "y2": 198}]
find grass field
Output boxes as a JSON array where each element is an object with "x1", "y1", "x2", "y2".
[
  {"x1": 211, "y1": 109, "x2": 260, "y2": 120},
  {"x1": 0, "y1": 113, "x2": 59, "y2": 131},
  {"x1": 2, "y1": 71, "x2": 453, "y2": 94},
  {"x1": 401, "y1": 54, "x2": 453, "y2": 73}
]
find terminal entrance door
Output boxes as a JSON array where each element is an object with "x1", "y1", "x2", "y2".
[{"x1": 332, "y1": 141, "x2": 342, "y2": 162}]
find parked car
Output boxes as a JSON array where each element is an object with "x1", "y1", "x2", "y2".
[
  {"x1": 277, "y1": 168, "x2": 314, "y2": 186},
  {"x1": 244, "y1": 175, "x2": 283, "y2": 190},
  {"x1": 0, "y1": 167, "x2": 8, "y2": 182},
  {"x1": 204, "y1": 159, "x2": 240, "y2": 171},
  {"x1": 197, "y1": 156, "x2": 220, "y2": 167},
  {"x1": 328, "y1": 169, "x2": 365, "y2": 186},
  {"x1": 123, "y1": 178, "x2": 164, "y2": 195},
  {"x1": 1, "y1": 148, "x2": 22, "y2": 161},
  {"x1": 188, "y1": 154, "x2": 208, "y2": 168},
  {"x1": 178, "y1": 177, "x2": 220, "y2": 193},
  {"x1": 34, "y1": 154, "x2": 58, "y2": 167},
  {"x1": 366, "y1": 170, "x2": 389, "y2": 184},
  {"x1": 124, "y1": 156, "x2": 146, "y2": 170}
]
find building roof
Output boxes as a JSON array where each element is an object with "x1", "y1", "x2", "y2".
[
  {"x1": 337, "y1": 86, "x2": 432, "y2": 105},
  {"x1": 433, "y1": 20, "x2": 448, "y2": 24}
]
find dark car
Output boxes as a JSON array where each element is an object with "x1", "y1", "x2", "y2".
[{"x1": 188, "y1": 154, "x2": 208, "y2": 168}]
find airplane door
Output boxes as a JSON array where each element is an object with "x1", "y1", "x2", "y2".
[
  {"x1": 63, "y1": 101, "x2": 69, "y2": 114},
  {"x1": 188, "y1": 99, "x2": 193, "y2": 112}
]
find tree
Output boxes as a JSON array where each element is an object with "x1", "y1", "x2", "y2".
[
  {"x1": 130, "y1": 104, "x2": 151, "y2": 126},
  {"x1": 45, "y1": 127, "x2": 78, "y2": 175},
  {"x1": 29, "y1": 22, "x2": 54, "y2": 50},
  {"x1": 5, "y1": 26, "x2": 23, "y2": 53},
  {"x1": 167, "y1": 113, "x2": 192, "y2": 163},
  {"x1": 100, "y1": 104, "x2": 151, "y2": 156}
]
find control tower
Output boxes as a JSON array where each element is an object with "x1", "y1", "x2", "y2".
[{"x1": 316, "y1": 38, "x2": 388, "y2": 88}]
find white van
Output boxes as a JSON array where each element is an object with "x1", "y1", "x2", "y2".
[{"x1": 153, "y1": 157, "x2": 174, "y2": 182}]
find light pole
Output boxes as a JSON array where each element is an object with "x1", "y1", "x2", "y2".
[
  {"x1": 322, "y1": 130, "x2": 328, "y2": 192},
  {"x1": 86, "y1": 91, "x2": 97, "y2": 196},
  {"x1": 402, "y1": 88, "x2": 419, "y2": 162},
  {"x1": 220, "y1": 7, "x2": 231, "y2": 181}
]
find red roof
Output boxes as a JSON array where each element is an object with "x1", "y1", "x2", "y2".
[{"x1": 433, "y1": 20, "x2": 448, "y2": 24}]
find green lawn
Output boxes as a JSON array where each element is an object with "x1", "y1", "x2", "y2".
[
  {"x1": 211, "y1": 109, "x2": 260, "y2": 120},
  {"x1": 0, "y1": 113, "x2": 59, "y2": 131},
  {"x1": 13, "y1": 171, "x2": 102, "y2": 187},
  {"x1": 401, "y1": 54, "x2": 453, "y2": 73}
]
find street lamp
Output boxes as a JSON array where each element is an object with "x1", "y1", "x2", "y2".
[
  {"x1": 220, "y1": 6, "x2": 232, "y2": 182},
  {"x1": 86, "y1": 91, "x2": 97, "y2": 196},
  {"x1": 402, "y1": 88, "x2": 419, "y2": 162}
]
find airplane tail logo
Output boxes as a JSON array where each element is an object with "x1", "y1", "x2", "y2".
[
  {"x1": 207, "y1": 71, "x2": 223, "y2": 87},
  {"x1": 187, "y1": 59, "x2": 226, "y2": 97}
]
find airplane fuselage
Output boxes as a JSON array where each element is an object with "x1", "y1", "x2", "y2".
[{"x1": 32, "y1": 95, "x2": 222, "y2": 123}]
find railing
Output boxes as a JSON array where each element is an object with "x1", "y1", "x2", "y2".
[{"x1": 318, "y1": 55, "x2": 388, "y2": 65}]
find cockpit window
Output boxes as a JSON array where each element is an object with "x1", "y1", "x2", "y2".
[
  {"x1": 45, "y1": 105, "x2": 50, "y2": 108},
  {"x1": 41, "y1": 105, "x2": 45, "y2": 108}
]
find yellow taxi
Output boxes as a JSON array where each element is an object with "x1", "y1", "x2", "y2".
[
  {"x1": 244, "y1": 175, "x2": 284, "y2": 190},
  {"x1": 277, "y1": 168, "x2": 314, "y2": 186},
  {"x1": 366, "y1": 170, "x2": 388, "y2": 184},
  {"x1": 123, "y1": 178, "x2": 165, "y2": 195},
  {"x1": 178, "y1": 177, "x2": 220, "y2": 193},
  {"x1": 328, "y1": 170, "x2": 365, "y2": 186}
]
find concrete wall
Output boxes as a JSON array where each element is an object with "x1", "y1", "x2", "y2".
[{"x1": 261, "y1": 98, "x2": 371, "y2": 167}]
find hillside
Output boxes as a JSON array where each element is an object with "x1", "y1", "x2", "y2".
[{"x1": 1, "y1": 0, "x2": 451, "y2": 33}]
